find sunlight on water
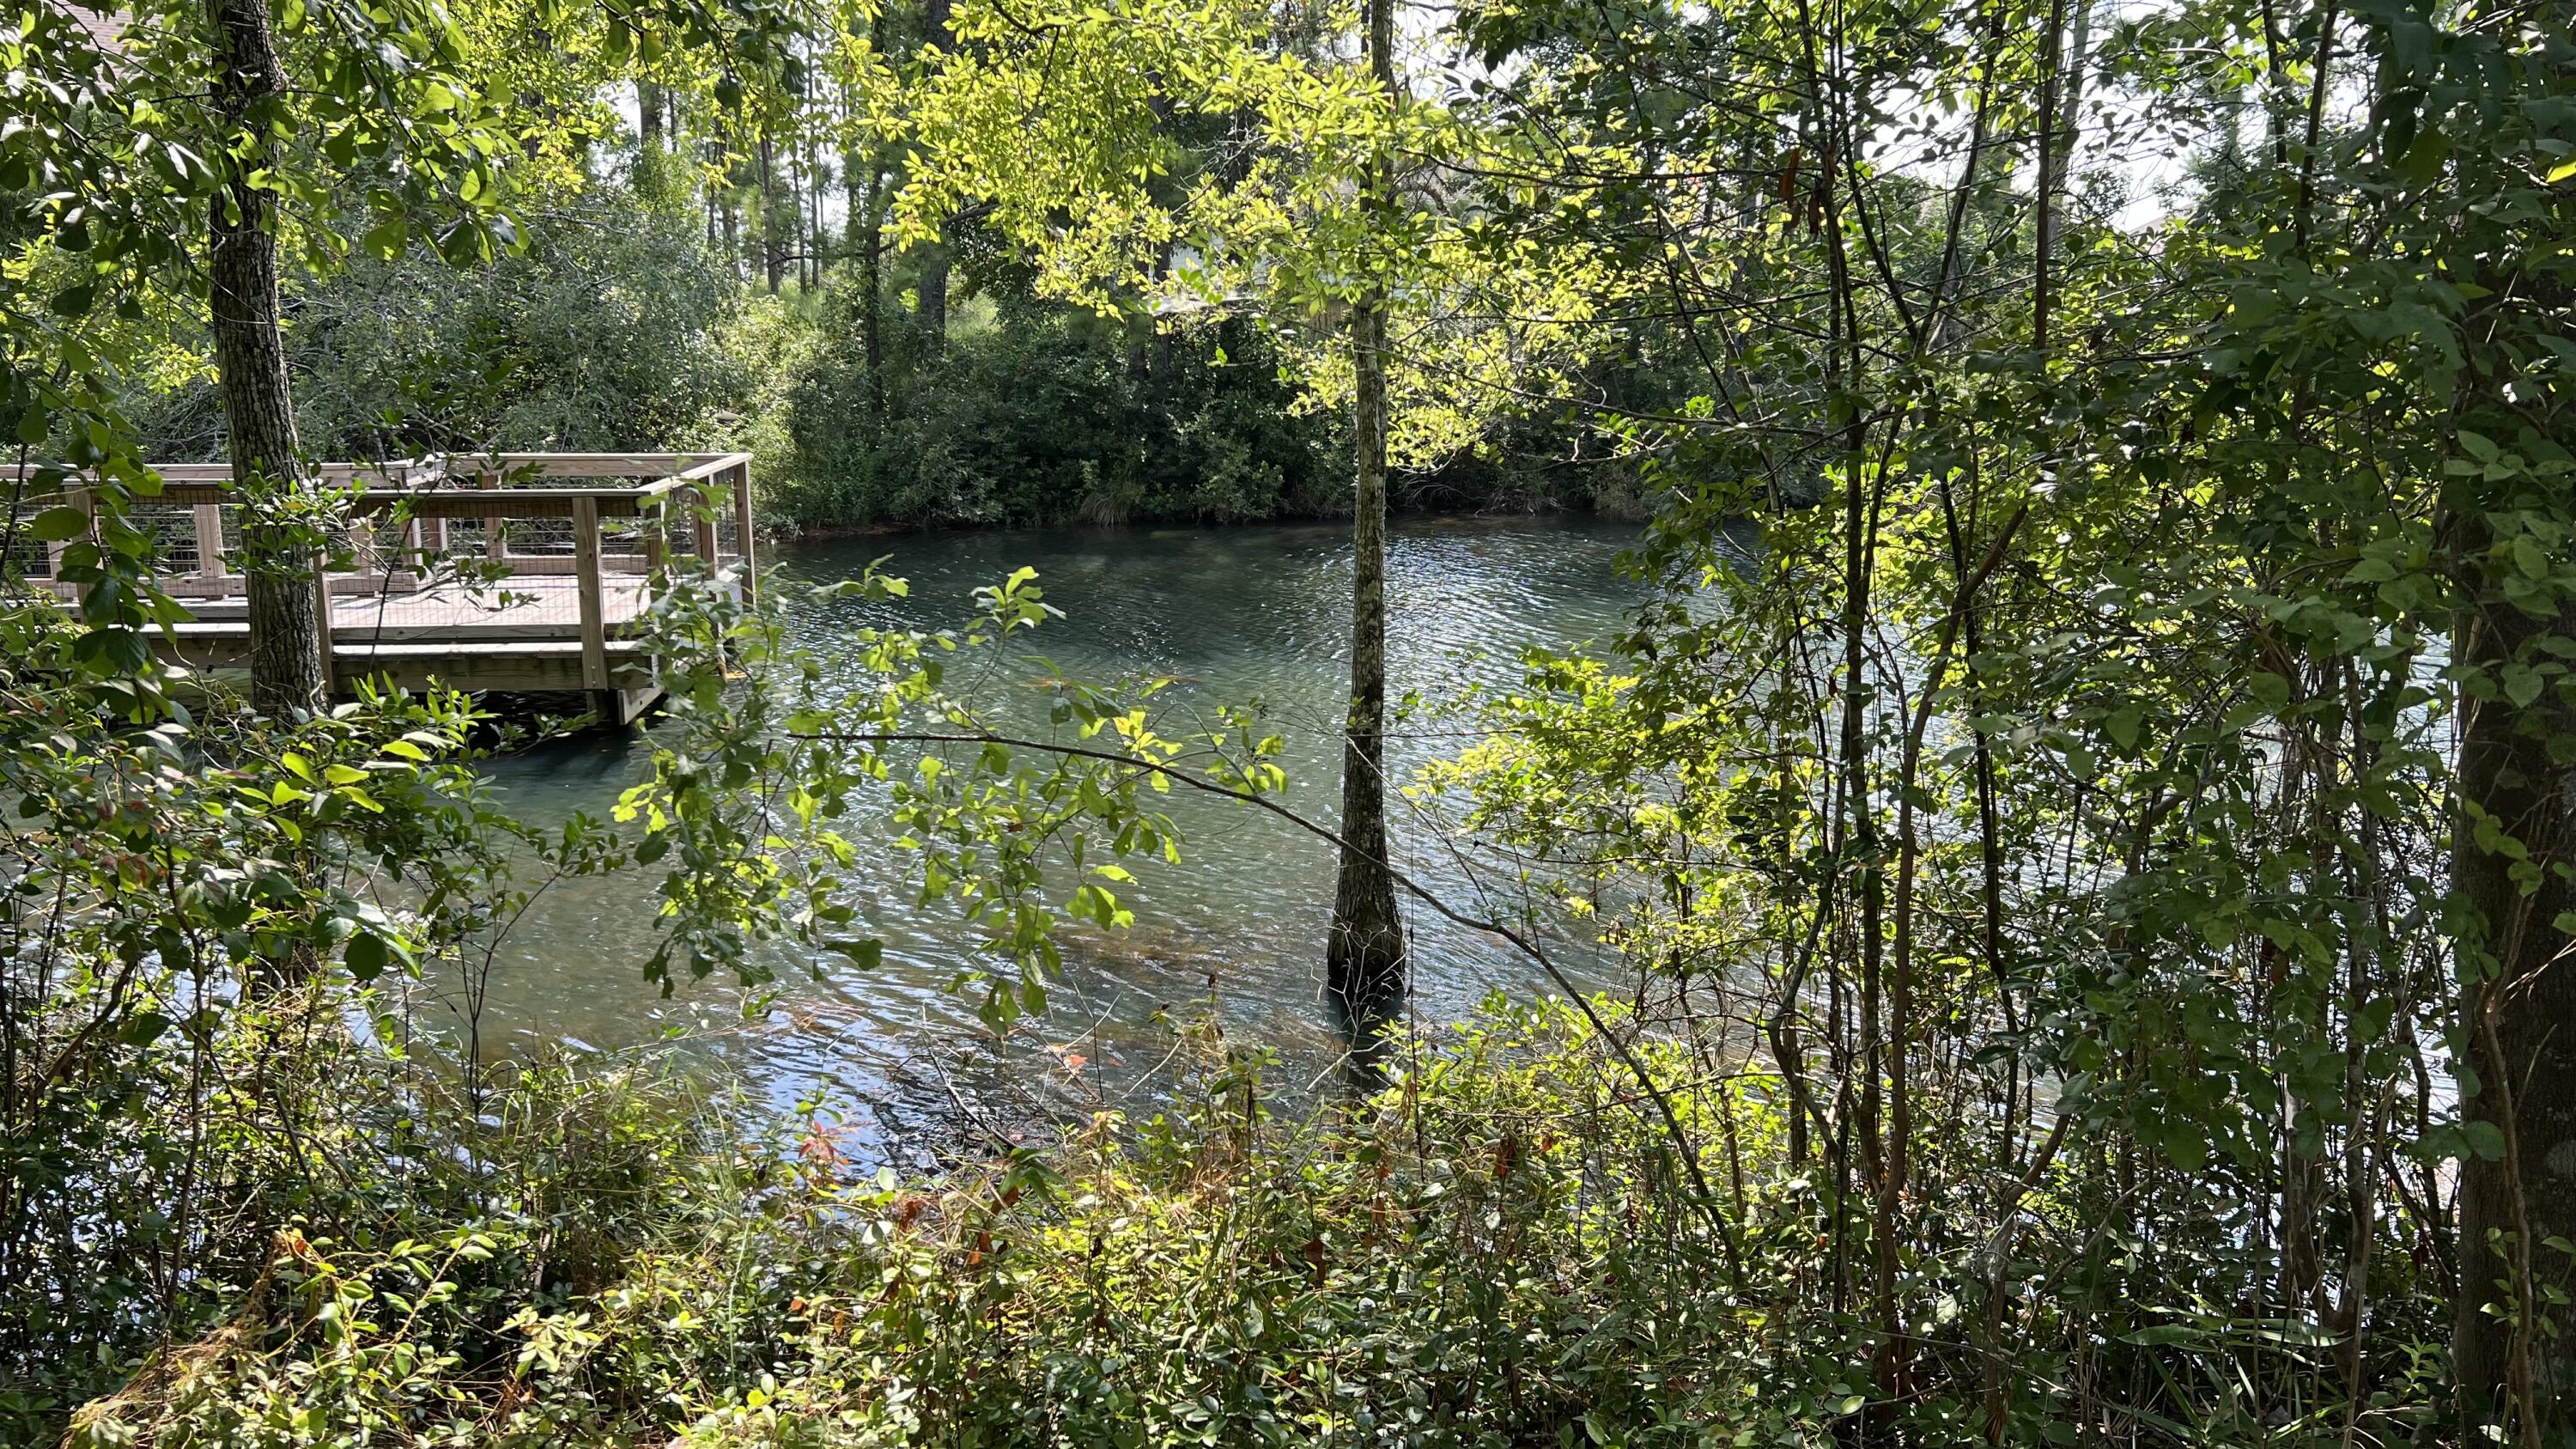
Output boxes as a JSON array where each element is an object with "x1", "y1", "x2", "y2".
[{"x1": 398, "y1": 516, "x2": 1655, "y2": 1160}]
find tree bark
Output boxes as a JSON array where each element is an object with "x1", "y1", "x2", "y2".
[
  {"x1": 211, "y1": 0, "x2": 325, "y2": 717},
  {"x1": 913, "y1": 0, "x2": 953, "y2": 354},
  {"x1": 2451, "y1": 577, "x2": 2576, "y2": 1440},
  {"x1": 848, "y1": 15, "x2": 885, "y2": 417},
  {"x1": 640, "y1": 81, "x2": 665, "y2": 149},
  {"x1": 1325, "y1": 0, "x2": 1405, "y2": 1017},
  {"x1": 758, "y1": 136, "x2": 783, "y2": 294},
  {"x1": 848, "y1": 133, "x2": 885, "y2": 418},
  {"x1": 913, "y1": 240, "x2": 949, "y2": 353}
]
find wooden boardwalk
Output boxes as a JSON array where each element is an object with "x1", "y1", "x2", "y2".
[{"x1": 25, "y1": 453, "x2": 756, "y2": 722}]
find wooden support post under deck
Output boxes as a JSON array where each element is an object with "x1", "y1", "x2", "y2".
[
  {"x1": 731, "y1": 460, "x2": 758, "y2": 606},
  {"x1": 570, "y1": 496, "x2": 611, "y2": 712}
]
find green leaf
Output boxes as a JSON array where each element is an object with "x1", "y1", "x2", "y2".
[{"x1": 30, "y1": 507, "x2": 90, "y2": 542}]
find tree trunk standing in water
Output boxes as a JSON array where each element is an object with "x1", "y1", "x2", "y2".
[
  {"x1": 1325, "y1": 0, "x2": 1404, "y2": 1015},
  {"x1": 211, "y1": 0, "x2": 325, "y2": 717}
]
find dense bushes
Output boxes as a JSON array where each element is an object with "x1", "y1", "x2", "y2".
[
  {"x1": 124, "y1": 192, "x2": 772, "y2": 466},
  {"x1": 761, "y1": 284, "x2": 1665, "y2": 531},
  {"x1": 48, "y1": 993, "x2": 2459, "y2": 1447},
  {"x1": 764, "y1": 297, "x2": 1349, "y2": 530},
  {"x1": 39, "y1": 1001, "x2": 1877, "y2": 1446},
  {"x1": 109, "y1": 189, "x2": 1645, "y2": 531}
]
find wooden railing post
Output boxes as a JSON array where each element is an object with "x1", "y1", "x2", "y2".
[
  {"x1": 349, "y1": 516, "x2": 379, "y2": 581},
  {"x1": 571, "y1": 495, "x2": 609, "y2": 694},
  {"x1": 45, "y1": 485, "x2": 92, "y2": 581},
  {"x1": 479, "y1": 466, "x2": 507, "y2": 562},
  {"x1": 192, "y1": 504, "x2": 228, "y2": 579},
  {"x1": 732, "y1": 460, "x2": 758, "y2": 606},
  {"x1": 692, "y1": 479, "x2": 720, "y2": 569},
  {"x1": 313, "y1": 549, "x2": 336, "y2": 691}
]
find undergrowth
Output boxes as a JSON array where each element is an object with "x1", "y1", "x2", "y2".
[{"x1": 46, "y1": 994, "x2": 2455, "y2": 1448}]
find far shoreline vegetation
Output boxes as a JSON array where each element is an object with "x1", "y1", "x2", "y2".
[{"x1": 119, "y1": 192, "x2": 1671, "y2": 539}]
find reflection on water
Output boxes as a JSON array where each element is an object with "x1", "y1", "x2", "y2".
[{"x1": 396, "y1": 516, "x2": 1654, "y2": 1162}]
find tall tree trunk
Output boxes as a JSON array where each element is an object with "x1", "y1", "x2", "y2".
[
  {"x1": 914, "y1": 0, "x2": 952, "y2": 354},
  {"x1": 640, "y1": 81, "x2": 665, "y2": 149},
  {"x1": 1325, "y1": 0, "x2": 1404, "y2": 1016},
  {"x1": 805, "y1": 137, "x2": 823, "y2": 292},
  {"x1": 851, "y1": 15, "x2": 885, "y2": 417},
  {"x1": 849, "y1": 136, "x2": 885, "y2": 418},
  {"x1": 211, "y1": 0, "x2": 325, "y2": 717},
  {"x1": 758, "y1": 137, "x2": 782, "y2": 294},
  {"x1": 914, "y1": 244, "x2": 950, "y2": 352},
  {"x1": 2451, "y1": 572, "x2": 2576, "y2": 1441}
]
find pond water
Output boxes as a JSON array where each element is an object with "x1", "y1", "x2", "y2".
[{"x1": 410, "y1": 516, "x2": 1656, "y2": 1160}]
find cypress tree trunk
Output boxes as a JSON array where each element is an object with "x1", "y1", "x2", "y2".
[
  {"x1": 211, "y1": 0, "x2": 325, "y2": 717},
  {"x1": 1325, "y1": 0, "x2": 1404, "y2": 1016}
]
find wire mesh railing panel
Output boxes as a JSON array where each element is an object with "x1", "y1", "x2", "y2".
[
  {"x1": 129, "y1": 504, "x2": 204, "y2": 575},
  {"x1": 3, "y1": 524, "x2": 55, "y2": 581}
]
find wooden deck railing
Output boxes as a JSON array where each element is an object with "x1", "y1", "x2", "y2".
[{"x1": 12, "y1": 452, "x2": 757, "y2": 720}]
